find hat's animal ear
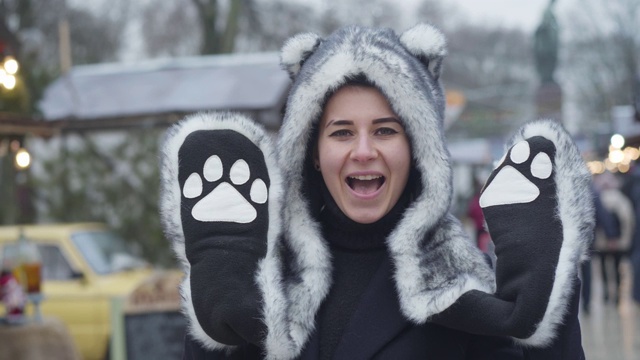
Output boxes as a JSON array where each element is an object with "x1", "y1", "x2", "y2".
[
  {"x1": 280, "y1": 33, "x2": 322, "y2": 80},
  {"x1": 400, "y1": 23, "x2": 447, "y2": 80}
]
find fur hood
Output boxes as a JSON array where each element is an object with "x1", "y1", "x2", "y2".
[{"x1": 260, "y1": 23, "x2": 495, "y2": 358}]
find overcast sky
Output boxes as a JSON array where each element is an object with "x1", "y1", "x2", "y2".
[
  {"x1": 446, "y1": 0, "x2": 549, "y2": 31},
  {"x1": 422, "y1": 0, "x2": 574, "y2": 33},
  {"x1": 72, "y1": 0, "x2": 573, "y2": 34}
]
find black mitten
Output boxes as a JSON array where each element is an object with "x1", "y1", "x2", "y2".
[
  {"x1": 432, "y1": 120, "x2": 594, "y2": 348},
  {"x1": 160, "y1": 113, "x2": 279, "y2": 351}
]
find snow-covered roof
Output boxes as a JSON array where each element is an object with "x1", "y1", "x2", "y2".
[{"x1": 39, "y1": 52, "x2": 290, "y2": 122}]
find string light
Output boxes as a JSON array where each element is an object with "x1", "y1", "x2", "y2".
[
  {"x1": 1, "y1": 55, "x2": 19, "y2": 90},
  {"x1": 3, "y1": 56, "x2": 18, "y2": 75},
  {"x1": 15, "y1": 148, "x2": 31, "y2": 170},
  {"x1": 611, "y1": 134, "x2": 625, "y2": 149},
  {"x1": 592, "y1": 134, "x2": 639, "y2": 174}
]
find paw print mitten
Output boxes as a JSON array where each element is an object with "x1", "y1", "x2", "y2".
[
  {"x1": 433, "y1": 120, "x2": 594, "y2": 348},
  {"x1": 160, "y1": 112, "x2": 282, "y2": 351}
]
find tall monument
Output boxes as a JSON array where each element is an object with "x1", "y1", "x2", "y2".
[{"x1": 534, "y1": 0, "x2": 563, "y2": 122}]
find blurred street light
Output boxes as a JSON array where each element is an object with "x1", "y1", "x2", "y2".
[
  {"x1": 3, "y1": 56, "x2": 18, "y2": 75},
  {"x1": 14, "y1": 148, "x2": 31, "y2": 170},
  {"x1": 1, "y1": 55, "x2": 19, "y2": 90},
  {"x1": 589, "y1": 138, "x2": 640, "y2": 175},
  {"x1": 2, "y1": 74, "x2": 16, "y2": 90},
  {"x1": 609, "y1": 149, "x2": 625, "y2": 164},
  {"x1": 587, "y1": 160, "x2": 605, "y2": 174},
  {"x1": 610, "y1": 134, "x2": 625, "y2": 149}
]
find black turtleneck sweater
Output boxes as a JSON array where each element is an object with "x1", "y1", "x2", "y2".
[{"x1": 316, "y1": 185, "x2": 409, "y2": 360}]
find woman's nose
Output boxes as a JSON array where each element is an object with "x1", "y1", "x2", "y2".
[{"x1": 350, "y1": 136, "x2": 377, "y2": 162}]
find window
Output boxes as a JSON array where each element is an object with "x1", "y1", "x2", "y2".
[
  {"x1": 2, "y1": 243, "x2": 74, "y2": 281},
  {"x1": 37, "y1": 245, "x2": 74, "y2": 281},
  {"x1": 71, "y1": 231, "x2": 147, "y2": 275}
]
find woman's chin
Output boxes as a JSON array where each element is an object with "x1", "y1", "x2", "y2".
[{"x1": 343, "y1": 207, "x2": 386, "y2": 224}]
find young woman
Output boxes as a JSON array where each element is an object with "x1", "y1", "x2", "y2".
[{"x1": 160, "y1": 23, "x2": 593, "y2": 359}]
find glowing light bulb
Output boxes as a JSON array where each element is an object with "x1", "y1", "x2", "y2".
[
  {"x1": 15, "y1": 148, "x2": 31, "y2": 169},
  {"x1": 611, "y1": 134, "x2": 625, "y2": 149},
  {"x1": 609, "y1": 149, "x2": 625, "y2": 164},
  {"x1": 3, "y1": 57, "x2": 18, "y2": 75},
  {"x1": 3, "y1": 74, "x2": 16, "y2": 90}
]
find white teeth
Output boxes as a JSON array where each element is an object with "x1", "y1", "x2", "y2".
[{"x1": 349, "y1": 175, "x2": 382, "y2": 181}]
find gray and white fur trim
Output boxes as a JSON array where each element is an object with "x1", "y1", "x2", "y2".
[
  {"x1": 159, "y1": 112, "x2": 286, "y2": 353},
  {"x1": 281, "y1": 33, "x2": 322, "y2": 79},
  {"x1": 507, "y1": 119, "x2": 594, "y2": 346},
  {"x1": 399, "y1": 23, "x2": 447, "y2": 80},
  {"x1": 273, "y1": 23, "x2": 495, "y2": 356}
]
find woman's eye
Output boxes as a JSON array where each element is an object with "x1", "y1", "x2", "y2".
[
  {"x1": 375, "y1": 127, "x2": 399, "y2": 136},
  {"x1": 329, "y1": 129, "x2": 352, "y2": 137}
]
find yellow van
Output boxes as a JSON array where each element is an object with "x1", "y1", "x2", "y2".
[{"x1": 0, "y1": 223, "x2": 161, "y2": 360}]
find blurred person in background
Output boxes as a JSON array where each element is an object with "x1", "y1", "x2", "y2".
[
  {"x1": 467, "y1": 175, "x2": 491, "y2": 253},
  {"x1": 593, "y1": 172, "x2": 634, "y2": 306},
  {"x1": 466, "y1": 173, "x2": 493, "y2": 267},
  {"x1": 622, "y1": 164, "x2": 640, "y2": 305},
  {"x1": 580, "y1": 189, "x2": 619, "y2": 314}
]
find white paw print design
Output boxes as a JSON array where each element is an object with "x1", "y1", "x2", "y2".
[
  {"x1": 480, "y1": 139, "x2": 553, "y2": 208},
  {"x1": 182, "y1": 155, "x2": 268, "y2": 223}
]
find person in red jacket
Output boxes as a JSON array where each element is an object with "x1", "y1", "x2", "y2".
[{"x1": 467, "y1": 176, "x2": 491, "y2": 254}]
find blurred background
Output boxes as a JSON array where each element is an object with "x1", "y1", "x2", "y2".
[{"x1": 0, "y1": 0, "x2": 638, "y2": 359}]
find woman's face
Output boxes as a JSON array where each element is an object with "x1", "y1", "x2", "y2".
[{"x1": 316, "y1": 85, "x2": 411, "y2": 224}]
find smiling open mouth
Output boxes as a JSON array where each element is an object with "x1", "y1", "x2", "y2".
[{"x1": 347, "y1": 175, "x2": 385, "y2": 195}]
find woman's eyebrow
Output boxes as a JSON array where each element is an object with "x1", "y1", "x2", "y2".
[
  {"x1": 325, "y1": 117, "x2": 401, "y2": 128},
  {"x1": 325, "y1": 119, "x2": 353, "y2": 128},
  {"x1": 372, "y1": 117, "x2": 401, "y2": 125}
]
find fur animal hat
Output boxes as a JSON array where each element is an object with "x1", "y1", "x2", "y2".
[{"x1": 263, "y1": 23, "x2": 495, "y2": 357}]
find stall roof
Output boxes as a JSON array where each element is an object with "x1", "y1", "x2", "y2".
[{"x1": 39, "y1": 52, "x2": 290, "y2": 122}]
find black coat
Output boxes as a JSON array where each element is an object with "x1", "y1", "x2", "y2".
[{"x1": 183, "y1": 255, "x2": 584, "y2": 360}]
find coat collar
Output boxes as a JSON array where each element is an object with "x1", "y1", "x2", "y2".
[
  {"x1": 333, "y1": 254, "x2": 410, "y2": 359},
  {"x1": 297, "y1": 255, "x2": 410, "y2": 360}
]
